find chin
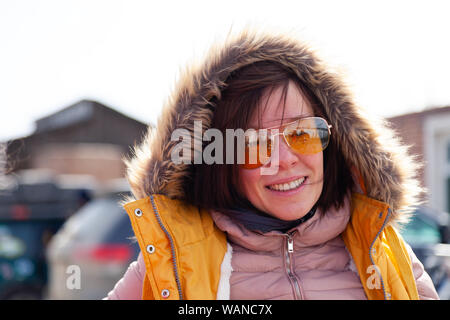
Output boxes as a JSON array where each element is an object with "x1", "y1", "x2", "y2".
[{"x1": 271, "y1": 208, "x2": 307, "y2": 221}]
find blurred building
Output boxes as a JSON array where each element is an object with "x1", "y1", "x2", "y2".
[
  {"x1": 6, "y1": 100, "x2": 148, "y2": 184},
  {"x1": 388, "y1": 105, "x2": 450, "y2": 213}
]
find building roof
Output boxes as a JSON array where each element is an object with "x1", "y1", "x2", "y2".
[
  {"x1": 34, "y1": 99, "x2": 147, "y2": 134},
  {"x1": 388, "y1": 105, "x2": 450, "y2": 121}
]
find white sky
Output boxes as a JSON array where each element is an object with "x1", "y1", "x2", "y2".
[{"x1": 1, "y1": 0, "x2": 450, "y2": 142}]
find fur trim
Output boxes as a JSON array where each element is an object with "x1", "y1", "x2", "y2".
[
  {"x1": 345, "y1": 246, "x2": 359, "y2": 276},
  {"x1": 216, "y1": 243, "x2": 233, "y2": 300},
  {"x1": 125, "y1": 27, "x2": 422, "y2": 226}
]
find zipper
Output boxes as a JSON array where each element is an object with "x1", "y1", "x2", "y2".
[
  {"x1": 149, "y1": 195, "x2": 183, "y2": 300},
  {"x1": 368, "y1": 207, "x2": 391, "y2": 300},
  {"x1": 283, "y1": 231, "x2": 302, "y2": 299}
]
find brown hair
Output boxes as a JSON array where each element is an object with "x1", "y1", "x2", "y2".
[{"x1": 185, "y1": 61, "x2": 354, "y2": 214}]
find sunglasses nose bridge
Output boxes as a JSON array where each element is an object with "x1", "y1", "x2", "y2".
[
  {"x1": 269, "y1": 130, "x2": 297, "y2": 157},
  {"x1": 269, "y1": 130, "x2": 288, "y2": 147},
  {"x1": 273, "y1": 129, "x2": 294, "y2": 151}
]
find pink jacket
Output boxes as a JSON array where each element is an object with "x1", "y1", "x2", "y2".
[{"x1": 105, "y1": 196, "x2": 439, "y2": 300}]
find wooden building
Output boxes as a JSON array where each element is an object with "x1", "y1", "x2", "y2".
[
  {"x1": 6, "y1": 100, "x2": 148, "y2": 183},
  {"x1": 388, "y1": 106, "x2": 450, "y2": 212}
]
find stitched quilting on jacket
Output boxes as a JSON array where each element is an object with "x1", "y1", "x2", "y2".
[{"x1": 105, "y1": 28, "x2": 439, "y2": 300}]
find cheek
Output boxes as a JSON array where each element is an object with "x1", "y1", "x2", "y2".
[
  {"x1": 238, "y1": 167, "x2": 263, "y2": 199},
  {"x1": 305, "y1": 152, "x2": 324, "y2": 176},
  {"x1": 309, "y1": 153, "x2": 324, "y2": 197},
  {"x1": 316, "y1": 153, "x2": 324, "y2": 174}
]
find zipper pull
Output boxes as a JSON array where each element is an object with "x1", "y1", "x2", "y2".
[{"x1": 287, "y1": 236, "x2": 294, "y2": 253}]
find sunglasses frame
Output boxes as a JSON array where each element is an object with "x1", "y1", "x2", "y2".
[{"x1": 243, "y1": 116, "x2": 332, "y2": 169}]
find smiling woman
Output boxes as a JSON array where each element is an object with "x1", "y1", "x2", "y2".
[
  {"x1": 189, "y1": 61, "x2": 353, "y2": 221},
  {"x1": 105, "y1": 28, "x2": 439, "y2": 300}
]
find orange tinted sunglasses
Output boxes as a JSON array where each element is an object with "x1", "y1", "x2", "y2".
[{"x1": 241, "y1": 117, "x2": 332, "y2": 169}]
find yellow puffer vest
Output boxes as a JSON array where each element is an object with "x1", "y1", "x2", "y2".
[{"x1": 124, "y1": 192, "x2": 419, "y2": 300}]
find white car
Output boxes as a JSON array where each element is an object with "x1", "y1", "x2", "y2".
[{"x1": 45, "y1": 192, "x2": 139, "y2": 300}]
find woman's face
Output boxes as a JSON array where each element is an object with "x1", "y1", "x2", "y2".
[{"x1": 238, "y1": 80, "x2": 324, "y2": 221}]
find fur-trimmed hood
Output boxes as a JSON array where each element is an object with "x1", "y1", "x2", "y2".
[{"x1": 125, "y1": 28, "x2": 421, "y2": 226}]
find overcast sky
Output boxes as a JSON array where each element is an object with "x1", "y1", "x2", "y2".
[{"x1": 1, "y1": 0, "x2": 450, "y2": 142}]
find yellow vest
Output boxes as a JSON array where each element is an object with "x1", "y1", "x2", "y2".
[{"x1": 124, "y1": 192, "x2": 419, "y2": 300}]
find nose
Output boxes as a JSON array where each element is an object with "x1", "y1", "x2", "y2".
[{"x1": 269, "y1": 134, "x2": 299, "y2": 170}]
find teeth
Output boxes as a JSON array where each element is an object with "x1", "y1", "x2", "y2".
[{"x1": 268, "y1": 177, "x2": 305, "y2": 191}]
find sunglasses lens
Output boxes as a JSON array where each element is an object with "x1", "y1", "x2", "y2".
[
  {"x1": 284, "y1": 117, "x2": 330, "y2": 155},
  {"x1": 242, "y1": 136, "x2": 272, "y2": 169}
]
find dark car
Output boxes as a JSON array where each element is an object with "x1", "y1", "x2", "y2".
[
  {"x1": 400, "y1": 206, "x2": 450, "y2": 299},
  {"x1": 46, "y1": 190, "x2": 139, "y2": 299},
  {"x1": 0, "y1": 172, "x2": 93, "y2": 299}
]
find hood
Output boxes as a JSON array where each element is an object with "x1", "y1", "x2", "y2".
[{"x1": 125, "y1": 28, "x2": 422, "y2": 226}]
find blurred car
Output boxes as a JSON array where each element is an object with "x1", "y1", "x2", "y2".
[
  {"x1": 0, "y1": 171, "x2": 93, "y2": 300},
  {"x1": 400, "y1": 206, "x2": 450, "y2": 299},
  {"x1": 0, "y1": 219, "x2": 62, "y2": 299},
  {"x1": 45, "y1": 190, "x2": 139, "y2": 300}
]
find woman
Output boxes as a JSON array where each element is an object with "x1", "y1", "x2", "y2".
[{"x1": 105, "y1": 29, "x2": 439, "y2": 300}]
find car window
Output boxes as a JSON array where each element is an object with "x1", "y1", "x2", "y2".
[
  {"x1": 0, "y1": 220, "x2": 62, "y2": 259},
  {"x1": 401, "y1": 215, "x2": 441, "y2": 245},
  {"x1": 60, "y1": 198, "x2": 128, "y2": 244},
  {"x1": 102, "y1": 213, "x2": 136, "y2": 244}
]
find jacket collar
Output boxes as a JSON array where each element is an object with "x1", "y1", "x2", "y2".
[{"x1": 210, "y1": 193, "x2": 351, "y2": 252}]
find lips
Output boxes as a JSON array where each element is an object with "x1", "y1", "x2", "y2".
[{"x1": 266, "y1": 176, "x2": 307, "y2": 192}]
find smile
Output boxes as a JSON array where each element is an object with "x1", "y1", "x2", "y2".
[{"x1": 267, "y1": 177, "x2": 306, "y2": 192}]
